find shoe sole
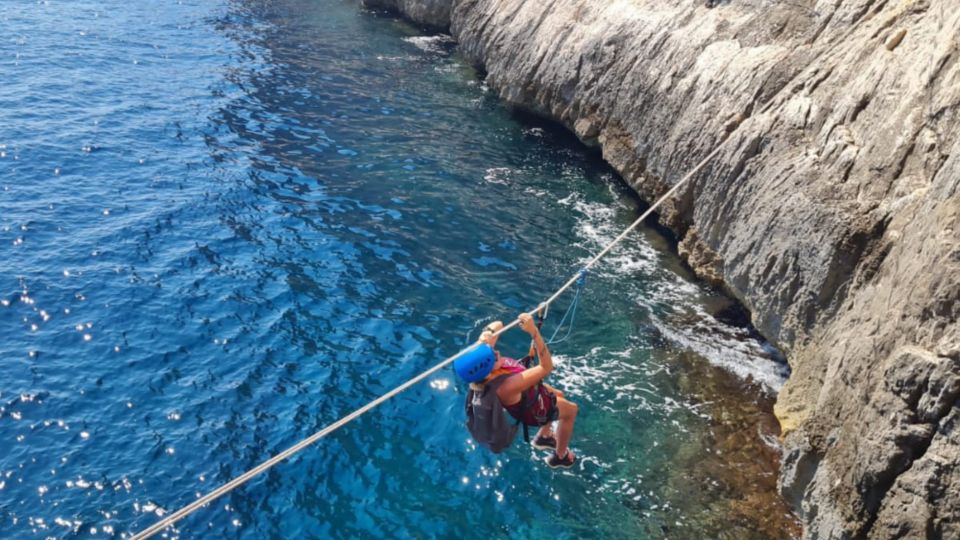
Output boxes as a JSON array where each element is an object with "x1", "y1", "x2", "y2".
[
  {"x1": 544, "y1": 455, "x2": 575, "y2": 469},
  {"x1": 532, "y1": 442, "x2": 556, "y2": 451}
]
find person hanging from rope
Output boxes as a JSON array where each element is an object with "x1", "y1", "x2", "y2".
[{"x1": 457, "y1": 313, "x2": 579, "y2": 468}]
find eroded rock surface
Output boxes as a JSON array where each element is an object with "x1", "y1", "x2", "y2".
[{"x1": 366, "y1": 0, "x2": 960, "y2": 537}]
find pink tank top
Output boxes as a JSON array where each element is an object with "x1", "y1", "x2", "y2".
[{"x1": 486, "y1": 356, "x2": 524, "y2": 380}]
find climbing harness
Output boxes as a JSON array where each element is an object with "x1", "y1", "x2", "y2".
[{"x1": 131, "y1": 143, "x2": 726, "y2": 540}]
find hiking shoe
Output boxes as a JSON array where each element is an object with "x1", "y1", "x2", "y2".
[
  {"x1": 532, "y1": 435, "x2": 557, "y2": 451},
  {"x1": 545, "y1": 451, "x2": 575, "y2": 469}
]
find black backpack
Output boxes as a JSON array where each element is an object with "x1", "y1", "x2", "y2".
[{"x1": 465, "y1": 374, "x2": 519, "y2": 453}]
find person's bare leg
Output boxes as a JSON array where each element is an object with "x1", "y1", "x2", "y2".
[{"x1": 555, "y1": 397, "x2": 578, "y2": 458}]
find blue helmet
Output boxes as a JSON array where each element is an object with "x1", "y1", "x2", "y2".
[{"x1": 454, "y1": 343, "x2": 496, "y2": 383}]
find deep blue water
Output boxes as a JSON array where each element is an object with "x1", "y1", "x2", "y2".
[{"x1": 0, "y1": 1, "x2": 795, "y2": 538}]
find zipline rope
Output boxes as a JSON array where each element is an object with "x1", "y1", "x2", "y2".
[{"x1": 131, "y1": 142, "x2": 726, "y2": 540}]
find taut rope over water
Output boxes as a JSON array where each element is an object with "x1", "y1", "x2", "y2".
[{"x1": 131, "y1": 144, "x2": 727, "y2": 539}]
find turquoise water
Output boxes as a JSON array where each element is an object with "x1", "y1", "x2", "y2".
[{"x1": 0, "y1": 0, "x2": 795, "y2": 538}]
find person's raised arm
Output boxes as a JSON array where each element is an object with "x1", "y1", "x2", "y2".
[
  {"x1": 498, "y1": 312, "x2": 552, "y2": 397},
  {"x1": 522, "y1": 312, "x2": 552, "y2": 374}
]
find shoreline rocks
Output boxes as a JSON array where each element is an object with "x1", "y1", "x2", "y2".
[{"x1": 362, "y1": 0, "x2": 960, "y2": 537}]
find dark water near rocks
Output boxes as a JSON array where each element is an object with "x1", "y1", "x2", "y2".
[{"x1": 0, "y1": 0, "x2": 798, "y2": 538}]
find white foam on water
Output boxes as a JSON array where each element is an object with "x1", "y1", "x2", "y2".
[
  {"x1": 402, "y1": 35, "x2": 455, "y2": 54},
  {"x1": 548, "y1": 347, "x2": 707, "y2": 420},
  {"x1": 482, "y1": 167, "x2": 512, "y2": 185},
  {"x1": 651, "y1": 308, "x2": 789, "y2": 393},
  {"x1": 564, "y1": 189, "x2": 789, "y2": 394},
  {"x1": 563, "y1": 194, "x2": 660, "y2": 277},
  {"x1": 375, "y1": 54, "x2": 418, "y2": 62}
]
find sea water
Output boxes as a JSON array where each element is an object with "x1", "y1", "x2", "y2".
[{"x1": 0, "y1": 0, "x2": 797, "y2": 538}]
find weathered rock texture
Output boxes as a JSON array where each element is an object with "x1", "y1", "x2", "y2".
[{"x1": 363, "y1": 0, "x2": 960, "y2": 537}]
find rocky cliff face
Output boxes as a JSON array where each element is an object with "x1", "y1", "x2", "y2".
[{"x1": 362, "y1": 0, "x2": 960, "y2": 537}]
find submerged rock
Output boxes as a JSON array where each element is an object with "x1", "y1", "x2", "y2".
[
  {"x1": 370, "y1": 0, "x2": 960, "y2": 537},
  {"x1": 361, "y1": 0, "x2": 452, "y2": 30}
]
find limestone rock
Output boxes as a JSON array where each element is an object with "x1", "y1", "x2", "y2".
[
  {"x1": 885, "y1": 29, "x2": 908, "y2": 51},
  {"x1": 678, "y1": 227, "x2": 724, "y2": 286}
]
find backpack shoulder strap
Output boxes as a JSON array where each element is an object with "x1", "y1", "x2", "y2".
[
  {"x1": 466, "y1": 374, "x2": 513, "y2": 404},
  {"x1": 474, "y1": 373, "x2": 512, "y2": 401}
]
